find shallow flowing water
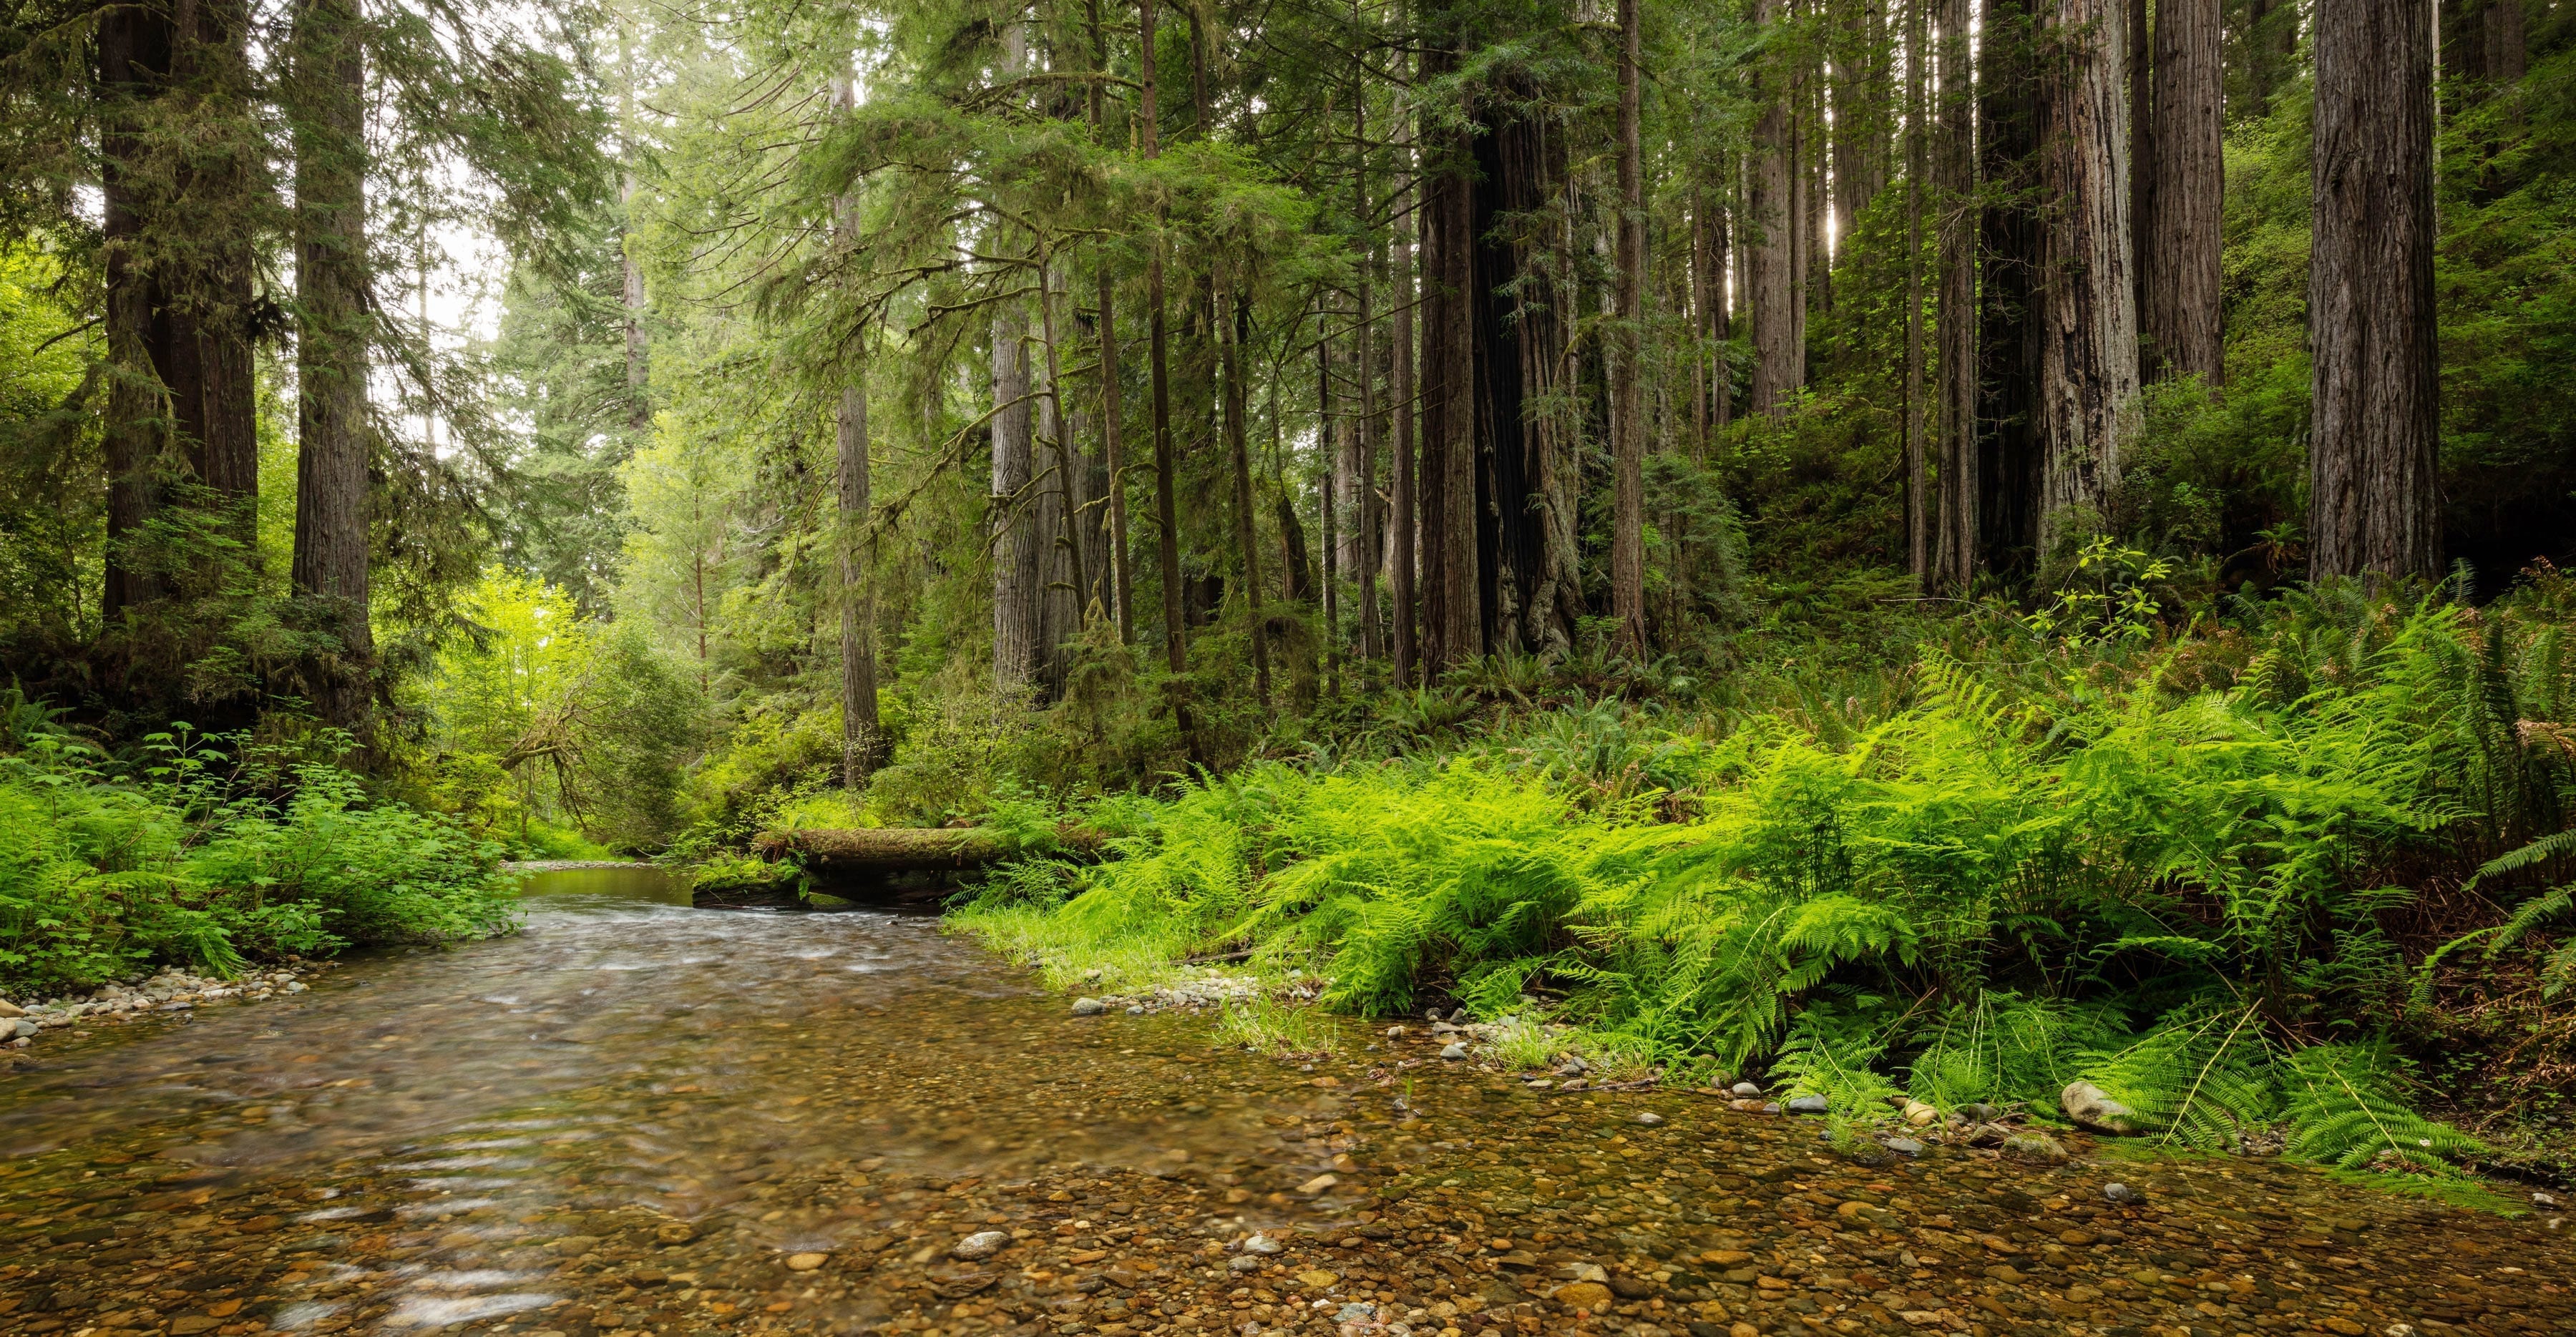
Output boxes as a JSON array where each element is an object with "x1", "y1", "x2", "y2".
[{"x1": 4, "y1": 872, "x2": 2574, "y2": 1337}]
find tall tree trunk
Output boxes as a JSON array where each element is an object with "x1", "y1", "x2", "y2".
[
  {"x1": 1351, "y1": 58, "x2": 1381, "y2": 670},
  {"x1": 2127, "y1": 0, "x2": 2153, "y2": 368},
  {"x1": 1141, "y1": 0, "x2": 1195, "y2": 730},
  {"x1": 98, "y1": 0, "x2": 167, "y2": 620},
  {"x1": 837, "y1": 380, "x2": 879, "y2": 783},
  {"x1": 1223, "y1": 285, "x2": 1270, "y2": 705},
  {"x1": 834, "y1": 63, "x2": 879, "y2": 785},
  {"x1": 1750, "y1": 0, "x2": 1800, "y2": 414},
  {"x1": 620, "y1": 17, "x2": 649, "y2": 432},
  {"x1": 291, "y1": 0, "x2": 374, "y2": 732},
  {"x1": 2034, "y1": 0, "x2": 2142, "y2": 559},
  {"x1": 2486, "y1": 0, "x2": 2526, "y2": 85},
  {"x1": 1321, "y1": 334, "x2": 1341, "y2": 695},
  {"x1": 2150, "y1": 0, "x2": 2224, "y2": 386},
  {"x1": 176, "y1": 0, "x2": 259, "y2": 531},
  {"x1": 1904, "y1": 0, "x2": 1929, "y2": 583},
  {"x1": 1036, "y1": 256, "x2": 1084, "y2": 692},
  {"x1": 1611, "y1": 0, "x2": 1646, "y2": 655},
  {"x1": 1418, "y1": 40, "x2": 1480, "y2": 670},
  {"x1": 2309, "y1": 0, "x2": 2440, "y2": 580},
  {"x1": 991, "y1": 25, "x2": 1040, "y2": 695},
  {"x1": 1086, "y1": 0, "x2": 1136, "y2": 643},
  {"x1": 1933, "y1": 0, "x2": 1979, "y2": 591},
  {"x1": 1977, "y1": 0, "x2": 2043, "y2": 578},
  {"x1": 1391, "y1": 126, "x2": 1420, "y2": 687}
]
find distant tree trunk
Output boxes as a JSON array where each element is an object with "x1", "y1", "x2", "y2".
[
  {"x1": 837, "y1": 381, "x2": 879, "y2": 783},
  {"x1": 834, "y1": 64, "x2": 879, "y2": 785},
  {"x1": 2487, "y1": 0, "x2": 2526, "y2": 85},
  {"x1": 1610, "y1": 0, "x2": 1646, "y2": 655},
  {"x1": 1085, "y1": 2, "x2": 1136, "y2": 644},
  {"x1": 1977, "y1": 0, "x2": 2044, "y2": 579},
  {"x1": 1321, "y1": 334, "x2": 1342, "y2": 695},
  {"x1": 2310, "y1": 0, "x2": 2440, "y2": 581},
  {"x1": 1750, "y1": 0, "x2": 1799, "y2": 414},
  {"x1": 1904, "y1": 0, "x2": 1929, "y2": 583},
  {"x1": 1390, "y1": 137, "x2": 1420, "y2": 687},
  {"x1": 620, "y1": 19, "x2": 649, "y2": 432},
  {"x1": 2148, "y1": 0, "x2": 2224, "y2": 387},
  {"x1": 2241, "y1": 0, "x2": 2298, "y2": 121},
  {"x1": 1140, "y1": 0, "x2": 1194, "y2": 733},
  {"x1": 1035, "y1": 258, "x2": 1085, "y2": 693},
  {"x1": 291, "y1": 0, "x2": 374, "y2": 733},
  {"x1": 1223, "y1": 285, "x2": 1270, "y2": 705},
  {"x1": 990, "y1": 26, "x2": 1040, "y2": 695},
  {"x1": 1933, "y1": 0, "x2": 1979, "y2": 591},
  {"x1": 177, "y1": 0, "x2": 259, "y2": 531},
  {"x1": 2034, "y1": 0, "x2": 2142, "y2": 557}
]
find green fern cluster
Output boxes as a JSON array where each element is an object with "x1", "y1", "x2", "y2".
[{"x1": 956, "y1": 591, "x2": 2576, "y2": 1175}]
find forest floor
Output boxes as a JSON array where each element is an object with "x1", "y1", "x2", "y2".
[{"x1": 1, "y1": 880, "x2": 2568, "y2": 1337}]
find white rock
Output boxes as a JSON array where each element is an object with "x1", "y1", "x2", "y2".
[
  {"x1": 951, "y1": 1230, "x2": 1009, "y2": 1260},
  {"x1": 1241, "y1": 1234, "x2": 1285, "y2": 1255},
  {"x1": 2062, "y1": 1080, "x2": 2147, "y2": 1135}
]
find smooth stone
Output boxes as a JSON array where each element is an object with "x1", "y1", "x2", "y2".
[
  {"x1": 284, "y1": 981, "x2": 307, "y2": 992},
  {"x1": 1228, "y1": 1255, "x2": 1263, "y2": 1273},
  {"x1": 1298, "y1": 1173, "x2": 1340, "y2": 1194},
  {"x1": 1956, "y1": 1102, "x2": 1999, "y2": 1123},
  {"x1": 952, "y1": 1230, "x2": 1009, "y2": 1260},
  {"x1": 785, "y1": 1252, "x2": 828, "y2": 1271},
  {"x1": 9, "y1": 1018, "x2": 36, "y2": 1039},
  {"x1": 1071, "y1": 997, "x2": 1108, "y2": 1017},
  {"x1": 1632, "y1": 1112, "x2": 1665, "y2": 1126},
  {"x1": 1334, "y1": 1303, "x2": 1378, "y2": 1325},
  {"x1": 1439, "y1": 1042, "x2": 1468, "y2": 1060},
  {"x1": 1241, "y1": 1233, "x2": 1285, "y2": 1255},
  {"x1": 1553, "y1": 1281, "x2": 1614, "y2": 1312},
  {"x1": 2061, "y1": 1079, "x2": 2148, "y2": 1135},
  {"x1": 1881, "y1": 1137, "x2": 1925, "y2": 1157},
  {"x1": 1901, "y1": 1100, "x2": 1940, "y2": 1127},
  {"x1": 1785, "y1": 1094, "x2": 1829, "y2": 1115},
  {"x1": 2001, "y1": 1131, "x2": 2070, "y2": 1164},
  {"x1": 1126, "y1": 1004, "x2": 1145, "y2": 1014},
  {"x1": 1729, "y1": 1082, "x2": 1762, "y2": 1098},
  {"x1": 0, "y1": 1000, "x2": 21, "y2": 1017},
  {"x1": 2103, "y1": 1182, "x2": 2147, "y2": 1205}
]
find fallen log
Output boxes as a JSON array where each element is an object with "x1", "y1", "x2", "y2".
[{"x1": 753, "y1": 824, "x2": 1105, "y2": 873}]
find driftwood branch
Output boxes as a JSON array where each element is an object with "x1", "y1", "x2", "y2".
[{"x1": 753, "y1": 825, "x2": 1106, "y2": 872}]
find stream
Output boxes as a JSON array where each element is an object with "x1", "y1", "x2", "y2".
[{"x1": 4, "y1": 870, "x2": 2572, "y2": 1337}]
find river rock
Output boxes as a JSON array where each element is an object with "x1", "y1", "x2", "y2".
[
  {"x1": 1632, "y1": 1112, "x2": 1665, "y2": 1126},
  {"x1": 1241, "y1": 1233, "x2": 1284, "y2": 1255},
  {"x1": 2001, "y1": 1131, "x2": 2069, "y2": 1164},
  {"x1": 1228, "y1": 1254, "x2": 1263, "y2": 1273},
  {"x1": 9, "y1": 1018, "x2": 36, "y2": 1039},
  {"x1": 1901, "y1": 1100, "x2": 1940, "y2": 1127},
  {"x1": 1882, "y1": 1137, "x2": 1924, "y2": 1157},
  {"x1": 786, "y1": 1252, "x2": 828, "y2": 1271},
  {"x1": 1071, "y1": 997, "x2": 1108, "y2": 1017},
  {"x1": 1785, "y1": 1094, "x2": 1829, "y2": 1115},
  {"x1": 1553, "y1": 1281, "x2": 1614, "y2": 1311},
  {"x1": 2103, "y1": 1182, "x2": 2146, "y2": 1205},
  {"x1": 1440, "y1": 1042, "x2": 1468, "y2": 1060},
  {"x1": 1729, "y1": 1082, "x2": 1762, "y2": 1097},
  {"x1": 952, "y1": 1230, "x2": 1009, "y2": 1260},
  {"x1": 0, "y1": 999, "x2": 21, "y2": 1017},
  {"x1": 2061, "y1": 1080, "x2": 2147, "y2": 1135}
]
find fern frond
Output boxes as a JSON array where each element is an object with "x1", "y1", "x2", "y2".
[{"x1": 2281, "y1": 1041, "x2": 2482, "y2": 1171}]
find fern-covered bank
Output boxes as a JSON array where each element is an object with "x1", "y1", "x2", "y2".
[
  {"x1": 957, "y1": 584, "x2": 2576, "y2": 1182},
  {"x1": 1, "y1": 715, "x2": 521, "y2": 997}
]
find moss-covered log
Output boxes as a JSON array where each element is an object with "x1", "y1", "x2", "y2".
[{"x1": 752, "y1": 825, "x2": 1103, "y2": 872}]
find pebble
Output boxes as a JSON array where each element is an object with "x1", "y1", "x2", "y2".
[
  {"x1": 2062, "y1": 1078, "x2": 2147, "y2": 1135},
  {"x1": 1071, "y1": 996, "x2": 1108, "y2": 1016},
  {"x1": 785, "y1": 1252, "x2": 828, "y2": 1271},
  {"x1": 1881, "y1": 1135, "x2": 1924, "y2": 1156},
  {"x1": 1227, "y1": 1253, "x2": 1263, "y2": 1273},
  {"x1": 2104, "y1": 1180, "x2": 2147, "y2": 1205},
  {"x1": 1438, "y1": 1042, "x2": 1468, "y2": 1060},
  {"x1": 1241, "y1": 1233, "x2": 1284, "y2": 1255},
  {"x1": 1785, "y1": 1093, "x2": 1829, "y2": 1115},
  {"x1": 1631, "y1": 1111, "x2": 1665, "y2": 1125},
  {"x1": 1729, "y1": 1081, "x2": 1762, "y2": 1097},
  {"x1": 950, "y1": 1230, "x2": 1009, "y2": 1260}
]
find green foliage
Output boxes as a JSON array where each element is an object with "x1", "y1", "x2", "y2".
[
  {"x1": 2282, "y1": 1040, "x2": 2484, "y2": 1172},
  {"x1": 0, "y1": 728, "x2": 518, "y2": 995},
  {"x1": 959, "y1": 592, "x2": 2576, "y2": 1170}
]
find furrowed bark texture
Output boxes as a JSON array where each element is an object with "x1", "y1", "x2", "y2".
[
  {"x1": 2309, "y1": 0, "x2": 2441, "y2": 581},
  {"x1": 1610, "y1": 0, "x2": 1646, "y2": 655},
  {"x1": 1977, "y1": 0, "x2": 2043, "y2": 578},
  {"x1": 1933, "y1": 0, "x2": 1978, "y2": 591},
  {"x1": 1750, "y1": 0, "x2": 1799, "y2": 416},
  {"x1": 2147, "y1": 0, "x2": 2223, "y2": 385},
  {"x1": 292, "y1": 0, "x2": 374, "y2": 730},
  {"x1": 2034, "y1": 0, "x2": 2140, "y2": 557}
]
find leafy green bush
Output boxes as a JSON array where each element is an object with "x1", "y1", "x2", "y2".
[{"x1": 1, "y1": 728, "x2": 519, "y2": 994}]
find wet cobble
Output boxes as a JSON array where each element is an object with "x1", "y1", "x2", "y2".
[{"x1": 3, "y1": 874, "x2": 2570, "y2": 1337}]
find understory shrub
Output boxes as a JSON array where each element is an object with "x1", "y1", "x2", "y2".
[{"x1": 1, "y1": 728, "x2": 519, "y2": 994}]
